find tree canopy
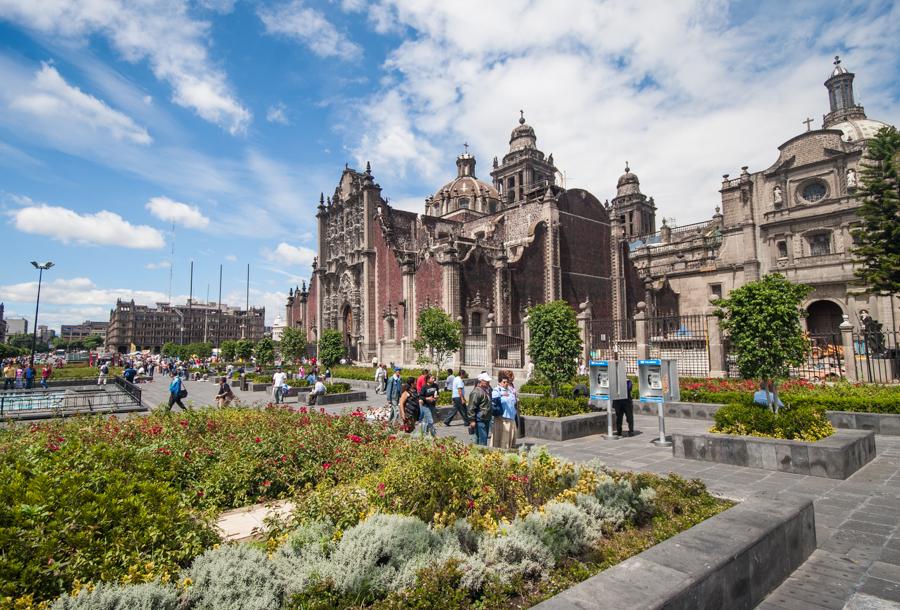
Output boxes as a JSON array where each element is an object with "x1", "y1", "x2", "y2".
[
  {"x1": 279, "y1": 327, "x2": 307, "y2": 364},
  {"x1": 318, "y1": 329, "x2": 345, "y2": 368},
  {"x1": 219, "y1": 340, "x2": 238, "y2": 362},
  {"x1": 254, "y1": 337, "x2": 275, "y2": 367},
  {"x1": 526, "y1": 301, "x2": 582, "y2": 398},
  {"x1": 235, "y1": 339, "x2": 254, "y2": 361},
  {"x1": 851, "y1": 126, "x2": 900, "y2": 296},
  {"x1": 413, "y1": 307, "x2": 462, "y2": 371}
]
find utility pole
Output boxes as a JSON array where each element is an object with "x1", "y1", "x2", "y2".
[{"x1": 217, "y1": 264, "x2": 223, "y2": 349}]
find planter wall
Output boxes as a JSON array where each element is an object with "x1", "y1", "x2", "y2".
[
  {"x1": 534, "y1": 497, "x2": 816, "y2": 610},
  {"x1": 308, "y1": 391, "x2": 367, "y2": 406},
  {"x1": 636, "y1": 400, "x2": 725, "y2": 420},
  {"x1": 518, "y1": 412, "x2": 607, "y2": 441},
  {"x1": 826, "y1": 411, "x2": 900, "y2": 436},
  {"x1": 673, "y1": 429, "x2": 875, "y2": 479}
]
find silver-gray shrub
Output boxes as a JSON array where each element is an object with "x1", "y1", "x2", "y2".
[
  {"x1": 518, "y1": 500, "x2": 592, "y2": 559},
  {"x1": 322, "y1": 513, "x2": 444, "y2": 596},
  {"x1": 184, "y1": 543, "x2": 284, "y2": 610},
  {"x1": 477, "y1": 524, "x2": 554, "y2": 583},
  {"x1": 576, "y1": 475, "x2": 657, "y2": 533},
  {"x1": 273, "y1": 519, "x2": 336, "y2": 596},
  {"x1": 51, "y1": 582, "x2": 179, "y2": 610}
]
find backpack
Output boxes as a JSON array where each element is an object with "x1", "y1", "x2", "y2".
[{"x1": 100, "y1": 364, "x2": 109, "y2": 374}]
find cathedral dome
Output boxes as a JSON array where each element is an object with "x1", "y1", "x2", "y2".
[
  {"x1": 509, "y1": 110, "x2": 537, "y2": 152},
  {"x1": 428, "y1": 151, "x2": 500, "y2": 216},
  {"x1": 830, "y1": 117, "x2": 891, "y2": 143},
  {"x1": 616, "y1": 163, "x2": 641, "y2": 196}
]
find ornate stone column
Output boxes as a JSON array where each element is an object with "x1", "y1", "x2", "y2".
[
  {"x1": 706, "y1": 303, "x2": 726, "y2": 378},
  {"x1": 634, "y1": 301, "x2": 650, "y2": 361},
  {"x1": 840, "y1": 315, "x2": 857, "y2": 382},
  {"x1": 485, "y1": 313, "x2": 497, "y2": 375},
  {"x1": 577, "y1": 299, "x2": 592, "y2": 364},
  {"x1": 493, "y1": 253, "x2": 509, "y2": 326}
]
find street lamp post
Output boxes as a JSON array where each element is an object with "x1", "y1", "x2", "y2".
[{"x1": 29, "y1": 261, "x2": 54, "y2": 364}]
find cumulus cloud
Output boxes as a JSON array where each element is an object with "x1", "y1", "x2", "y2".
[
  {"x1": 225, "y1": 254, "x2": 237, "y2": 262},
  {"x1": 145, "y1": 260, "x2": 172, "y2": 269},
  {"x1": 264, "y1": 242, "x2": 316, "y2": 267},
  {"x1": 10, "y1": 201, "x2": 165, "y2": 249},
  {"x1": 8, "y1": 63, "x2": 152, "y2": 145},
  {"x1": 266, "y1": 102, "x2": 289, "y2": 124},
  {"x1": 259, "y1": 1, "x2": 361, "y2": 59},
  {"x1": 0, "y1": 276, "x2": 170, "y2": 307},
  {"x1": 0, "y1": 0, "x2": 251, "y2": 134},
  {"x1": 145, "y1": 196, "x2": 210, "y2": 229}
]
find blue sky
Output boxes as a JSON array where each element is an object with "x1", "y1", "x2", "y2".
[{"x1": 0, "y1": 0, "x2": 898, "y2": 331}]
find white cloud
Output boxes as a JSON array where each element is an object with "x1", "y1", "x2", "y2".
[
  {"x1": 0, "y1": 0, "x2": 251, "y2": 134},
  {"x1": 266, "y1": 102, "x2": 289, "y2": 124},
  {"x1": 10, "y1": 200, "x2": 166, "y2": 249},
  {"x1": 0, "y1": 276, "x2": 170, "y2": 307},
  {"x1": 145, "y1": 196, "x2": 210, "y2": 229},
  {"x1": 8, "y1": 63, "x2": 151, "y2": 145},
  {"x1": 264, "y1": 242, "x2": 317, "y2": 267},
  {"x1": 225, "y1": 254, "x2": 237, "y2": 262},
  {"x1": 145, "y1": 260, "x2": 172, "y2": 269},
  {"x1": 259, "y1": 1, "x2": 361, "y2": 60}
]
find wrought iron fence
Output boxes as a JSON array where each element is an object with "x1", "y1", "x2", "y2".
[
  {"x1": 726, "y1": 333, "x2": 848, "y2": 381},
  {"x1": 587, "y1": 318, "x2": 638, "y2": 373},
  {"x1": 462, "y1": 332, "x2": 488, "y2": 368},
  {"x1": 0, "y1": 384, "x2": 144, "y2": 419},
  {"x1": 850, "y1": 330, "x2": 900, "y2": 384},
  {"x1": 494, "y1": 324, "x2": 525, "y2": 369},
  {"x1": 647, "y1": 314, "x2": 710, "y2": 377}
]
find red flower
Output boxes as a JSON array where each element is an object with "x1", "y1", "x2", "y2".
[
  {"x1": 262, "y1": 480, "x2": 271, "y2": 487},
  {"x1": 280, "y1": 454, "x2": 288, "y2": 463},
  {"x1": 322, "y1": 462, "x2": 332, "y2": 470},
  {"x1": 346, "y1": 434, "x2": 363, "y2": 443},
  {"x1": 156, "y1": 447, "x2": 172, "y2": 456},
  {"x1": 466, "y1": 499, "x2": 475, "y2": 509},
  {"x1": 254, "y1": 436, "x2": 261, "y2": 443},
  {"x1": 197, "y1": 490, "x2": 205, "y2": 497},
  {"x1": 46, "y1": 442, "x2": 60, "y2": 452},
  {"x1": 179, "y1": 419, "x2": 189, "y2": 428}
]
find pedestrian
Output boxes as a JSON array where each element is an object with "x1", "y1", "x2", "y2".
[
  {"x1": 374, "y1": 362, "x2": 386, "y2": 394},
  {"x1": 386, "y1": 366, "x2": 402, "y2": 423},
  {"x1": 272, "y1": 368, "x2": 287, "y2": 404},
  {"x1": 466, "y1": 372, "x2": 493, "y2": 446},
  {"x1": 491, "y1": 372, "x2": 518, "y2": 449},
  {"x1": 40, "y1": 363, "x2": 52, "y2": 389},
  {"x1": 416, "y1": 368, "x2": 428, "y2": 394},
  {"x1": 15, "y1": 364, "x2": 24, "y2": 389},
  {"x1": 166, "y1": 372, "x2": 187, "y2": 412},
  {"x1": 307, "y1": 375, "x2": 327, "y2": 406},
  {"x1": 398, "y1": 378, "x2": 419, "y2": 433},
  {"x1": 419, "y1": 374, "x2": 438, "y2": 437},
  {"x1": 215, "y1": 376, "x2": 235, "y2": 408},
  {"x1": 24, "y1": 362, "x2": 36, "y2": 389},
  {"x1": 443, "y1": 369, "x2": 469, "y2": 426},
  {"x1": 123, "y1": 364, "x2": 137, "y2": 385},
  {"x1": 578, "y1": 359, "x2": 587, "y2": 376},
  {"x1": 97, "y1": 361, "x2": 109, "y2": 385},
  {"x1": 3, "y1": 361, "x2": 16, "y2": 390},
  {"x1": 613, "y1": 378, "x2": 636, "y2": 437}
]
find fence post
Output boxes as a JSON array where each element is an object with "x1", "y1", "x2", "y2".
[
  {"x1": 840, "y1": 315, "x2": 857, "y2": 382},
  {"x1": 635, "y1": 301, "x2": 650, "y2": 361},
  {"x1": 485, "y1": 313, "x2": 497, "y2": 374},
  {"x1": 522, "y1": 315, "x2": 532, "y2": 378},
  {"x1": 454, "y1": 315, "x2": 464, "y2": 370},
  {"x1": 577, "y1": 300, "x2": 592, "y2": 364},
  {"x1": 706, "y1": 310, "x2": 726, "y2": 378}
]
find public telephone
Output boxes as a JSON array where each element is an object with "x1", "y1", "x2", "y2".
[
  {"x1": 637, "y1": 359, "x2": 680, "y2": 447},
  {"x1": 589, "y1": 360, "x2": 627, "y2": 439}
]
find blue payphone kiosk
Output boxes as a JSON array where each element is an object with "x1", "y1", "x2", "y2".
[
  {"x1": 637, "y1": 359, "x2": 680, "y2": 447},
  {"x1": 589, "y1": 359, "x2": 628, "y2": 438}
]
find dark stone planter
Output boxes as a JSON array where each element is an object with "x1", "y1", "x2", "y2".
[
  {"x1": 307, "y1": 391, "x2": 367, "y2": 406},
  {"x1": 250, "y1": 383, "x2": 268, "y2": 392},
  {"x1": 518, "y1": 412, "x2": 607, "y2": 441},
  {"x1": 636, "y1": 400, "x2": 725, "y2": 420},
  {"x1": 533, "y1": 497, "x2": 815, "y2": 610},
  {"x1": 825, "y1": 410, "x2": 900, "y2": 436},
  {"x1": 673, "y1": 429, "x2": 875, "y2": 479}
]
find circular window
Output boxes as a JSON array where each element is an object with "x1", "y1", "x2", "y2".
[{"x1": 801, "y1": 181, "x2": 827, "y2": 203}]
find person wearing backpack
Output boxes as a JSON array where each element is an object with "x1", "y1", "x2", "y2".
[
  {"x1": 97, "y1": 361, "x2": 110, "y2": 385},
  {"x1": 166, "y1": 372, "x2": 188, "y2": 412},
  {"x1": 466, "y1": 372, "x2": 493, "y2": 446}
]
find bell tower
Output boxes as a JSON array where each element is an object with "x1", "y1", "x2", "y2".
[
  {"x1": 610, "y1": 163, "x2": 656, "y2": 238},
  {"x1": 823, "y1": 56, "x2": 866, "y2": 128},
  {"x1": 490, "y1": 111, "x2": 558, "y2": 207}
]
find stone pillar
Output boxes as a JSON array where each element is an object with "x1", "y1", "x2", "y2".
[
  {"x1": 577, "y1": 299, "x2": 592, "y2": 364},
  {"x1": 840, "y1": 314, "x2": 857, "y2": 382},
  {"x1": 635, "y1": 301, "x2": 650, "y2": 361},
  {"x1": 440, "y1": 251, "x2": 460, "y2": 321},
  {"x1": 455, "y1": 315, "x2": 464, "y2": 370},
  {"x1": 706, "y1": 309, "x2": 726, "y2": 378},
  {"x1": 522, "y1": 314, "x2": 532, "y2": 375},
  {"x1": 485, "y1": 313, "x2": 497, "y2": 374}
]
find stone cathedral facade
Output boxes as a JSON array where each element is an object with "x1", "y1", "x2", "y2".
[{"x1": 287, "y1": 58, "x2": 896, "y2": 364}]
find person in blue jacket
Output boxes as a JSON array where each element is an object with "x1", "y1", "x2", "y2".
[{"x1": 166, "y1": 372, "x2": 187, "y2": 412}]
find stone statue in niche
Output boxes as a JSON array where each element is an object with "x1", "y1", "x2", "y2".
[
  {"x1": 773, "y1": 185, "x2": 783, "y2": 207},
  {"x1": 846, "y1": 168, "x2": 858, "y2": 189}
]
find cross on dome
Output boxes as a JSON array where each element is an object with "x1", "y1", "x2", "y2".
[
  {"x1": 519, "y1": 109, "x2": 525, "y2": 125},
  {"x1": 803, "y1": 117, "x2": 814, "y2": 131}
]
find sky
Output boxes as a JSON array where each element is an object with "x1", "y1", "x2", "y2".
[{"x1": 0, "y1": 0, "x2": 898, "y2": 332}]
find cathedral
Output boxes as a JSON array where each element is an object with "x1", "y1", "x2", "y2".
[{"x1": 287, "y1": 57, "x2": 896, "y2": 365}]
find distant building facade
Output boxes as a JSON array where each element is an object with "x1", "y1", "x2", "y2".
[
  {"x1": 61, "y1": 320, "x2": 109, "y2": 342},
  {"x1": 0, "y1": 303, "x2": 5, "y2": 344},
  {"x1": 5, "y1": 318, "x2": 28, "y2": 338},
  {"x1": 105, "y1": 299, "x2": 265, "y2": 354}
]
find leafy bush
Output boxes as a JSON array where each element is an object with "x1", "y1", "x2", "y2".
[
  {"x1": 51, "y1": 582, "x2": 180, "y2": 610},
  {"x1": 516, "y1": 500, "x2": 591, "y2": 559},
  {"x1": 711, "y1": 403, "x2": 834, "y2": 441},
  {"x1": 326, "y1": 382, "x2": 352, "y2": 393},
  {"x1": 185, "y1": 544, "x2": 284, "y2": 610},
  {"x1": 519, "y1": 396, "x2": 593, "y2": 418}
]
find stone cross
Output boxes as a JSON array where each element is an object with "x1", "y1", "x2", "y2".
[
  {"x1": 463, "y1": 142, "x2": 469, "y2": 154},
  {"x1": 803, "y1": 117, "x2": 814, "y2": 132}
]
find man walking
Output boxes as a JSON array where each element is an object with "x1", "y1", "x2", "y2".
[
  {"x1": 24, "y1": 362, "x2": 35, "y2": 389},
  {"x1": 443, "y1": 369, "x2": 469, "y2": 427},
  {"x1": 3, "y1": 361, "x2": 16, "y2": 390},
  {"x1": 166, "y1": 372, "x2": 187, "y2": 412},
  {"x1": 466, "y1": 372, "x2": 493, "y2": 446},
  {"x1": 40, "y1": 363, "x2": 52, "y2": 389},
  {"x1": 97, "y1": 361, "x2": 109, "y2": 385},
  {"x1": 374, "y1": 363, "x2": 386, "y2": 395},
  {"x1": 272, "y1": 367, "x2": 287, "y2": 404},
  {"x1": 386, "y1": 366, "x2": 402, "y2": 423}
]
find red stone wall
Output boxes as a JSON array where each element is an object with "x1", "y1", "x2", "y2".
[
  {"x1": 305, "y1": 275, "x2": 318, "y2": 340},
  {"x1": 373, "y1": 223, "x2": 405, "y2": 341},
  {"x1": 509, "y1": 222, "x2": 548, "y2": 323},
  {"x1": 414, "y1": 256, "x2": 443, "y2": 311},
  {"x1": 557, "y1": 189, "x2": 612, "y2": 319},
  {"x1": 460, "y1": 250, "x2": 499, "y2": 326}
]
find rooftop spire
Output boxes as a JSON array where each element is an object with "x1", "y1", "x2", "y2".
[{"x1": 519, "y1": 109, "x2": 525, "y2": 125}]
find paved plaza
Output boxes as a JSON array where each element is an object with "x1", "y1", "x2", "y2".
[{"x1": 135, "y1": 380, "x2": 900, "y2": 608}]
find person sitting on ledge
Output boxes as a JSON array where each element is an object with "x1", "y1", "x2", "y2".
[{"x1": 753, "y1": 380, "x2": 784, "y2": 411}]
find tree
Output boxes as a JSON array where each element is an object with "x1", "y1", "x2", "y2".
[
  {"x1": 9, "y1": 334, "x2": 48, "y2": 354},
  {"x1": 527, "y1": 301, "x2": 582, "y2": 398},
  {"x1": 413, "y1": 306, "x2": 462, "y2": 371},
  {"x1": 235, "y1": 339, "x2": 254, "y2": 361},
  {"x1": 279, "y1": 327, "x2": 307, "y2": 364},
  {"x1": 162, "y1": 342, "x2": 179, "y2": 358},
  {"x1": 83, "y1": 335, "x2": 104, "y2": 350},
  {"x1": 254, "y1": 337, "x2": 275, "y2": 367},
  {"x1": 0, "y1": 344, "x2": 25, "y2": 358},
  {"x1": 186, "y1": 342, "x2": 213, "y2": 359},
  {"x1": 714, "y1": 274, "x2": 810, "y2": 412},
  {"x1": 220, "y1": 340, "x2": 238, "y2": 362},
  {"x1": 851, "y1": 126, "x2": 900, "y2": 296},
  {"x1": 318, "y1": 329, "x2": 345, "y2": 368}
]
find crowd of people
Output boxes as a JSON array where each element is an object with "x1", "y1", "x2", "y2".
[{"x1": 2, "y1": 357, "x2": 54, "y2": 390}]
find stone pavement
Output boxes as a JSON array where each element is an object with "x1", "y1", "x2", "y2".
[{"x1": 133, "y1": 382, "x2": 900, "y2": 608}]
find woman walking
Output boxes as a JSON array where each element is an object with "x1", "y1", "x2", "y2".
[
  {"x1": 166, "y1": 372, "x2": 188, "y2": 412},
  {"x1": 398, "y1": 378, "x2": 419, "y2": 433},
  {"x1": 491, "y1": 372, "x2": 518, "y2": 449}
]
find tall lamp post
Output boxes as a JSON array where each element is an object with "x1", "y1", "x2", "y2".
[{"x1": 30, "y1": 261, "x2": 54, "y2": 364}]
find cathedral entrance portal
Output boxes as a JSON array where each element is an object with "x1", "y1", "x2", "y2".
[
  {"x1": 806, "y1": 300, "x2": 843, "y2": 336},
  {"x1": 341, "y1": 304, "x2": 356, "y2": 361}
]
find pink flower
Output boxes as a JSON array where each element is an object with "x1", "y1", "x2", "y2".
[
  {"x1": 322, "y1": 462, "x2": 332, "y2": 470},
  {"x1": 346, "y1": 434, "x2": 363, "y2": 444}
]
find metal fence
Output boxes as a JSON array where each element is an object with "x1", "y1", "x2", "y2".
[
  {"x1": 850, "y1": 330, "x2": 900, "y2": 384},
  {"x1": 647, "y1": 314, "x2": 710, "y2": 377},
  {"x1": 462, "y1": 332, "x2": 488, "y2": 368},
  {"x1": 494, "y1": 324, "x2": 526, "y2": 369},
  {"x1": 0, "y1": 381, "x2": 145, "y2": 419},
  {"x1": 725, "y1": 334, "x2": 848, "y2": 381},
  {"x1": 587, "y1": 318, "x2": 638, "y2": 373}
]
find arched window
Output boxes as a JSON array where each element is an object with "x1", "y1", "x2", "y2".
[
  {"x1": 807, "y1": 232, "x2": 831, "y2": 256},
  {"x1": 458, "y1": 197, "x2": 470, "y2": 209}
]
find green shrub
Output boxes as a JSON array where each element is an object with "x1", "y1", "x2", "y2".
[
  {"x1": 478, "y1": 526, "x2": 553, "y2": 582},
  {"x1": 185, "y1": 544, "x2": 284, "y2": 610},
  {"x1": 51, "y1": 582, "x2": 180, "y2": 610},
  {"x1": 326, "y1": 382, "x2": 352, "y2": 394},
  {"x1": 518, "y1": 396, "x2": 593, "y2": 418},
  {"x1": 517, "y1": 501, "x2": 591, "y2": 559},
  {"x1": 711, "y1": 403, "x2": 834, "y2": 441}
]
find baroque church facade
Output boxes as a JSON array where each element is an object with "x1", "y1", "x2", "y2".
[{"x1": 287, "y1": 58, "x2": 896, "y2": 364}]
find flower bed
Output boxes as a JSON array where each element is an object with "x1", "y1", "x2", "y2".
[
  {"x1": 331, "y1": 366, "x2": 459, "y2": 382},
  {"x1": 519, "y1": 396, "x2": 594, "y2": 418},
  {"x1": 2, "y1": 408, "x2": 728, "y2": 608},
  {"x1": 710, "y1": 403, "x2": 835, "y2": 441},
  {"x1": 681, "y1": 378, "x2": 900, "y2": 414},
  {"x1": 46, "y1": 365, "x2": 123, "y2": 380}
]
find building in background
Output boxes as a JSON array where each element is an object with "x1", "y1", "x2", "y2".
[
  {"x1": 105, "y1": 299, "x2": 265, "y2": 354},
  {"x1": 61, "y1": 320, "x2": 109, "y2": 342},
  {"x1": 5, "y1": 317, "x2": 28, "y2": 338},
  {"x1": 0, "y1": 303, "x2": 5, "y2": 344},
  {"x1": 37, "y1": 325, "x2": 55, "y2": 345}
]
